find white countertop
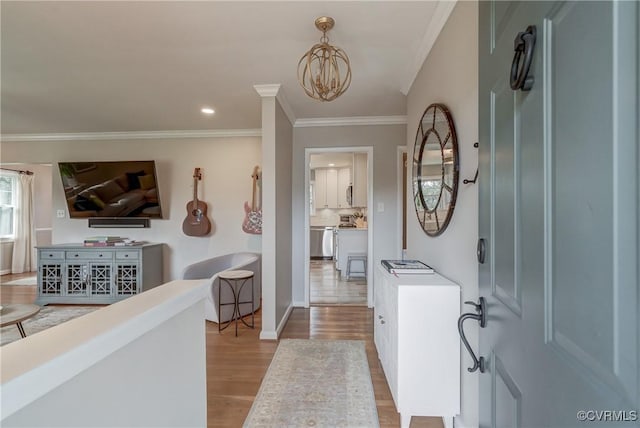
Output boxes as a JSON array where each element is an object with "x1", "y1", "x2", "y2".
[{"x1": 377, "y1": 264, "x2": 458, "y2": 287}]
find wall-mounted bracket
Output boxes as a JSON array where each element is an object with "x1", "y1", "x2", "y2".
[{"x1": 463, "y1": 142, "x2": 479, "y2": 184}]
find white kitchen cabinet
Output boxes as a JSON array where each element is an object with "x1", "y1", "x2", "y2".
[
  {"x1": 352, "y1": 153, "x2": 367, "y2": 207},
  {"x1": 337, "y1": 167, "x2": 352, "y2": 208},
  {"x1": 314, "y1": 168, "x2": 327, "y2": 208},
  {"x1": 314, "y1": 168, "x2": 335, "y2": 208},
  {"x1": 325, "y1": 169, "x2": 338, "y2": 208},
  {"x1": 314, "y1": 167, "x2": 350, "y2": 209},
  {"x1": 374, "y1": 265, "x2": 460, "y2": 428}
]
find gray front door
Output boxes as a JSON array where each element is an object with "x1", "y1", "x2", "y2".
[{"x1": 478, "y1": 1, "x2": 639, "y2": 426}]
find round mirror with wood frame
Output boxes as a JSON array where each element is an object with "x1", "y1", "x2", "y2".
[{"x1": 412, "y1": 103, "x2": 459, "y2": 236}]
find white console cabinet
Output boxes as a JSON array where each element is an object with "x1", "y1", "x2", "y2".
[
  {"x1": 374, "y1": 265, "x2": 460, "y2": 428},
  {"x1": 36, "y1": 243, "x2": 163, "y2": 305}
]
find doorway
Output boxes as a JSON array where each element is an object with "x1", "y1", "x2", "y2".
[
  {"x1": 396, "y1": 148, "x2": 407, "y2": 258},
  {"x1": 304, "y1": 147, "x2": 373, "y2": 307}
]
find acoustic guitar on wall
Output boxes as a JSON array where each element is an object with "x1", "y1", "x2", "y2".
[
  {"x1": 183, "y1": 167, "x2": 211, "y2": 236},
  {"x1": 242, "y1": 166, "x2": 262, "y2": 234}
]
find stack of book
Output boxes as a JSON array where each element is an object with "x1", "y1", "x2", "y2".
[
  {"x1": 381, "y1": 259, "x2": 434, "y2": 275},
  {"x1": 83, "y1": 237, "x2": 143, "y2": 247},
  {"x1": 84, "y1": 236, "x2": 124, "y2": 246}
]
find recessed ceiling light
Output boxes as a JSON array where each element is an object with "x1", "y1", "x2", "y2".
[
  {"x1": 201, "y1": 107, "x2": 215, "y2": 115},
  {"x1": 328, "y1": 163, "x2": 335, "y2": 167}
]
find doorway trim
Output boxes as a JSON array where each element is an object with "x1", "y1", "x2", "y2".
[
  {"x1": 396, "y1": 146, "x2": 407, "y2": 259},
  {"x1": 304, "y1": 146, "x2": 374, "y2": 308}
]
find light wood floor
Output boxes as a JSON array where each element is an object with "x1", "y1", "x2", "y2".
[
  {"x1": 1, "y1": 273, "x2": 442, "y2": 428},
  {"x1": 310, "y1": 259, "x2": 367, "y2": 306},
  {"x1": 0, "y1": 272, "x2": 38, "y2": 304}
]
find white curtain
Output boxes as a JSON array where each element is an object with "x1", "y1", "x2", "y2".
[{"x1": 12, "y1": 173, "x2": 36, "y2": 273}]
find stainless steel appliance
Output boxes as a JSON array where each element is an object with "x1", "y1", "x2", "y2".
[
  {"x1": 339, "y1": 214, "x2": 354, "y2": 228},
  {"x1": 310, "y1": 226, "x2": 335, "y2": 259}
]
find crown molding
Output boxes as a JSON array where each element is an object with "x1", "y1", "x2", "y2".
[
  {"x1": 275, "y1": 90, "x2": 296, "y2": 126},
  {"x1": 253, "y1": 84, "x2": 281, "y2": 98},
  {"x1": 400, "y1": 0, "x2": 457, "y2": 95},
  {"x1": 0, "y1": 129, "x2": 262, "y2": 142},
  {"x1": 1, "y1": 116, "x2": 407, "y2": 141},
  {"x1": 294, "y1": 115, "x2": 407, "y2": 128},
  {"x1": 254, "y1": 84, "x2": 296, "y2": 126}
]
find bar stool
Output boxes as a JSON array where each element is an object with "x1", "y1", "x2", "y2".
[
  {"x1": 346, "y1": 253, "x2": 367, "y2": 279},
  {"x1": 218, "y1": 269, "x2": 255, "y2": 336}
]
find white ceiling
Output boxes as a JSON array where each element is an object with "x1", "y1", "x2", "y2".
[{"x1": 1, "y1": 1, "x2": 452, "y2": 136}]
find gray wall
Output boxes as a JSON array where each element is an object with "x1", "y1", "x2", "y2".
[
  {"x1": 258, "y1": 90, "x2": 294, "y2": 338},
  {"x1": 275, "y1": 102, "x2": 293, "y2": 326},
  {"x1": 291, "y1": 124, "x2": 406, "y2": 304},
  {"x1": 406, "y1": 2, "x2": 479, "y2": 427},
  {"x1": 1, "y1": 138, "x2": 262, "y2": 280},
  {"x1": 30, "y1": 164, "x2": 53, "y2": 247}
]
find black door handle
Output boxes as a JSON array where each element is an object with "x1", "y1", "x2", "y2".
[
  {"x1": 477, "y1": 238, "x2": 486, "y2": 264},
  {"x1": 458, "y1": 297, "x2": 487, "y2": 373},
  {"x1": 510, "y1": 25, "x2": 537, "y2": 91}
]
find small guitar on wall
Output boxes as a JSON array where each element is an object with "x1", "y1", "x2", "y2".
[
  {"x1": 183, "y1": 167, "x2": 211, "y2": 236},
  {"x1": 242, "y1": 166, "x2": 262, "y2": 234}
]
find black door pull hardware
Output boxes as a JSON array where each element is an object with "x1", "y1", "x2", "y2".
[
  {"x1": 458, "y1": 297, "x2": 487, "y2": 373},
  {"x1": 477, "y1": 238, "x2": 486, "y2": 264},
  {"x1": 510, "y1": 25, "x2": 537, "y2": 91}
]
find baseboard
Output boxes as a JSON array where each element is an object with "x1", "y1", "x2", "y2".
[
  {"x1": 276, "y1": 303, "x2": 294, "y2": 337},
  {"x1": 0, "y1": 269, "x2": 11, "y2": 275},
  {"x1": 259, "y1": 330, "x2": 278, "y2": 340},
  {"x1": 443, "y1": 416, "x2": 454, "y2": 428},
  {"x1": 259, "y1": 303, "x2": 294, "y2": 340},
  {"x1": 292, "y1": 300, "x2": 306, "y2": 307},
  {"x1": 451, "y1": 415, "x2": 471, "y2": 428}
]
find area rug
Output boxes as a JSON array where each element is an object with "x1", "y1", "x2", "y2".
[
  {"x1": 1, "y1": 305, "x2": 100, "y2": 346},
  {"x1": 244, "y1": 339, "x2": 379, "y2": 427},
  {"x1": 1, "y1": 276, "x2": 37, "y2": 286}
]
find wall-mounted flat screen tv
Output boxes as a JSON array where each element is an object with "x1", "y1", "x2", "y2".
[{"x1": 58, "y1": 161, "x2": 163, "y2": 219}]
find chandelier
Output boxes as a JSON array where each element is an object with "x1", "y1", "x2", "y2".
[{"x1": 297, "y1": 16, "x2": 352, "y2": 102}]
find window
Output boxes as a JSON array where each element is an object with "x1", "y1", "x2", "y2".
[
  {"x1": 0, "y1": 173, "x2": 17, "y2": 238},
  {"x1": 420, "y1": 177, "x2": 442, "y2": 210}
]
